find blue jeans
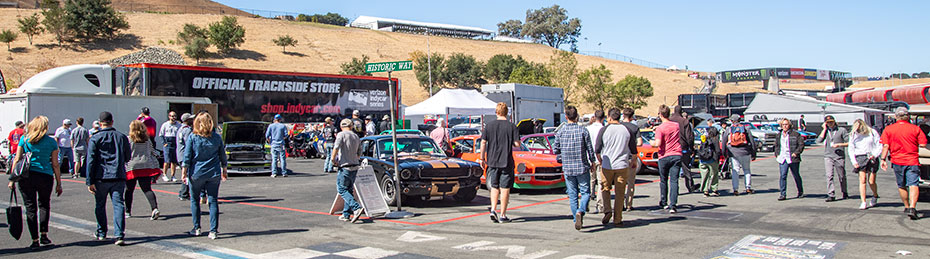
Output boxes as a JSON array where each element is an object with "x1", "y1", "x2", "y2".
[
  {"x1": 337, "y1": 168, "x2": 362, "y2": 217},
  {"x1": 189, "y1": 176, "x2": 221, "y2": 233},
  {"x1": 271, "y1": 146, "x2": 287, "y2": 176},
  {"x1": 779, "y1": 162, "x2": 803, "y2": 197},
  {"x1": 93, "y1": 181, "x2": 126, "y2": 238},
  {"x1": 565, "y1": 173, "x2": 591, "y2": 222},
  {"x1": 658, "y1": 155, "x2": 682, "y2": 208},
  {"x1": 59, "y1": 147, "x2": 73, "y2": 174},
  {"x1": 323, "y1": 142, "x2": 334, "y2": 172}
]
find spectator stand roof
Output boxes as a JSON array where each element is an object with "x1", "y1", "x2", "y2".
[{"x1": 349, "y1": 15, "x2": 493, "y2": 39}]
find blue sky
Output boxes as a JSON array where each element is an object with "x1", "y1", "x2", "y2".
[{"x1": 214, "y1": 0, "x2": 928, "y2": 76}]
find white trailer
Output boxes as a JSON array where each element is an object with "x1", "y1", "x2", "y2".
[
  {"x1": 0, "y1": 65, "x2": 212, "y2": 158},
  {"x1": 480, "y1": 83, "x2": 565, "y2": 127}
]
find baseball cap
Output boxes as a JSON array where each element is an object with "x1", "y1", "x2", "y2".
[
  {"x1": 895, "y1": 107, "x2": 909, "y2": 116},
  {"x1": 325, "y1": 117, "x2": 333, "y2": 122},
  {"x1": 63, "y1": 119, "x2": 72, "y2": 125},
  {"x1": 383, "y1": 115, "x2": 390, "y2": 120},
  {"x1": 365, "y1": 115, "x2": 373, "y2": 120},
  {"x1": 729, "y1": 114, "x2": 741, "y2": 122},
  {"x1": 274, "y1": 114, "x2": 283, "y2": 121},
  {"x1": 14, "y1": 121, "x2": 23, "y2": 127},
  {"x1": 180, "y1": 113, "x2": 193, "y2": 122},
  {"x1": 353, "y1": 110, "x2": 360, "y2": 116},
  {"x1": 340, "y1": 118, "x2": 352, "y2": 127},
  {"x1": 824, "y1": 115, "x2": 836, "y2": 122}
]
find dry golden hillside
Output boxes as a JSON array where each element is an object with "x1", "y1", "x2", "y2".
[
  {"x1": 0, "y1": 8, "x2": 705, "y2": 114},
  {"x1": 8, "y1": 0, "x2": 249, "y2": 15}
]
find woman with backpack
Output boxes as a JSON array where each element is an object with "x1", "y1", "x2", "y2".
[
  {"x1": 125, "y1": 120, "x2": 162, "y2": 220},
  {"x1": 847, "y1": 119, "x2": 882, "y2": 209},
  {"x1": 698, "y1": 122, "x2": 721, "y2": 197},
  {"x1": 7, "y1": 116, "x2": 63, "y2": 249},
  {"x1": 724, "y1": 115, "x2": 757, "y2": 196}
]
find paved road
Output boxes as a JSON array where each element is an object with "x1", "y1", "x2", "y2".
[{"x1": 2, "y1": 147, "x2": 929, "y2": 258}]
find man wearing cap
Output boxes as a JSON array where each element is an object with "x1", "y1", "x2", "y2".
[
  {"x1": 817, "y1": 115, "x2": 849, "y2": 202},
  {"x1": 55, "y1": 119, "x2": 74, "y2": 177},
  {"x1": 86, "y1": 111, "x2": 131, "y2": 245},
  {"x1": 176, "y1": 113, "x2": 195, "y2": 199},
  {"x1": 880, "y1": 107, "x2": 926, "y2": 220},
  {"x1": 379, "y1": 115, "x2": 391, "y2": 134},
  {"x1": 723, "y1": 114, "x2": 757, "y2": 195},
  {"x1": 265, "y1": 114, "x2": 289, "y2": 177},
  {"x1": 331, "y1": 118, "x2": 365, "y2": 223},
  {"x1": 365, "y1": 115, "x2": 376, "y2": 136},
  {"x1": 7, "y1": 120, "x2": 24, "y2": 160},
  {"x1": 71, "y1": 118, "x2": 90, "y2": 178},
  {"x1": 351, "y1": 110, "x2": 365, "y2": 138},
  {"x1": 322, "y1": 117, "x2": 338, "y2": 173}
]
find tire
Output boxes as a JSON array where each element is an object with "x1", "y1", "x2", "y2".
[
  {"x1": 380, "y1": 173, "x2": 398, "y2": 206},
  {"x1": 453, "y1": 186, "x2": 478, "y2": 202}
]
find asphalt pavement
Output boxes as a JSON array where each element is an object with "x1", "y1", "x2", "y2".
[{"x1": 2, "y1": 146, "x2": 930, "y2": 259}]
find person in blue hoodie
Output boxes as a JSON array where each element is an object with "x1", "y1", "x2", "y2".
[{"x1": 85, "y1": 111, "x2": 131, "y2": 246}]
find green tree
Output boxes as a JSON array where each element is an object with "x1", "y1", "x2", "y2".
[
  {"x1": 177, "y1": 23, "x2": 208, "y2": 45},
  {"x1": 508, "y1": 63, "x2": 552, "y2": 86},
  {"x1": 18, "y1": 13, "x2": 43, "y2": 45},
  {"x1": 522, "y1": 4, "x2": 582, "y2": 49},
  {"x1": 64, "y1": 0, "x2": 129, "y2": 40},
  {"x1": 340, "y1": 55, "x2": 372, "y2": 76},
  {"x1": 442, "y1": 53, "x2": 485, "y2": 89},
  {"x1": 42, "y1": 2, "x2": 68, "y2": 46},
  {"x1": 184, "y1": 37, "x2": 209, "y2": 65},
  {"x1": 576, "y1": 65, "x2": 614, "y2": 111},
  {"x1": 484, "y1": 54, "x2": 529, "y2": 83},
  {"x1": 0, "y1": 30, "x2": 17, "y2": 51},
  {"x1": 272, "y1": 35, "x2": 297, "y2": 52},
  {"x1": 411, "y1": 50, "x2": 444, "y2": 94},
  {"x1": 39, "y1": 0, "x2": 60, "y2": 9},
  {"x1": 208, "y1": 16, "x2": 246, "y2": 54},
  {"x1": 547, "y1": 50, "x2": 578, "y2": 101},
  {"x1": 497, "y1": 19, "x2": 523, "y2": 38},
  {"x1": 614, "y1": 75, "x2": 653, "y2": 109}
]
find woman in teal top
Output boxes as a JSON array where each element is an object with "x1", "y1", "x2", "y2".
[{"x1": 7, "y1": 116, "x2": 64, "y2": 249}]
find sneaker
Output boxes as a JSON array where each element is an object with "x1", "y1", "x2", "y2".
[
  {"x1": 162, "y1": 175, "x2": 170, "y2": 182},
  {"x1": 904, "y1": 208, "x2": 911, "y2": 213},
  {"x1": 114, "y1": 238, "x2": 125, "y2": 246},
  {"x1": 282, "y1": 174, "x2": 288, "y2": 177},
  {"x1": 351, "y1": 208, "x2": 365, "y2": 223},
  {"x1": 95, "y1": 235, "x2": 106, "y2": 241},
  {"x1": 208, "y1": 232, "x2": 217, "y2": 240},
  {"x1": 733, "y1": 191, "x2": 740, "y2": 196},
  {"x1": 125, "y1": 212, "x2": 131, "y2": 219},
  {"x1": 270, "y1": 174, "x2": 277, "y2": 178},
  {"x1": 338, "y1": 215, "x2": 350, "y2": 222},
  {"x1": 189, "y1": 228, "x2": 201, "y2": 236},
  {"x1": 489, "y1": 208, "x2": 500, "y2": 223},
  {"x1": 796, "y1": 193, "x2": 804, "y2": 199},
  {"x1": 703, "y1": 192, "x2": 710, "y2": 197},
  {"x1": 151, "y1": 209, "x2": 160, "y2": 220},
  {"x1": 668, "y1": 206, "x2": 678, "y2": 214},
  {"x1": 170, "y1": 177, "x2": 177, "y2": 182},
  {"x1": 908, "y1": 208, "x2": 920, "y2": 220},
  {"x1": 179, "y1": 197, "x2": 188, "y2": 201},
  {"x1": 710, "y1": 192, "x2": 720, "y2": 197},
  {"x1": 859, "y1": 202, "x2": 868, "y2": 210},
  {"x1": 602, "y1": 212, "x2": 612, "y2": 225},
  {"x1": 29, "y1": 241, "x2": 40, "y2": 249},
  {"x1": 869, "y1": 197, "x2": 878, "y2": 208},
  {"x1": 825, "y1": 197, "x2": 836, "y2": 202},
  {"x1": 40, "y1": 234, "x2": 52, "y2": 245},
  {"x1": 842, "y1": 194, "x2": 849, "y2": 200},
  {"x1": 777, "y1": 196, "x2": 786, "y2": 201},
  {"x1": 574, "y1": 212, "x2": 583, "y2": 230},
  {"x1": 499, "y1": 216, "x2": 512, "y2": 223}
]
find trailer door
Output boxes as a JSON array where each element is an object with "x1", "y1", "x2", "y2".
[{"x1": 193, "y1": 103, "x2": 218, "y2": 123}]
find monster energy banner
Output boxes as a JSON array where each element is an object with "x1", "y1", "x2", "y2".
[{"x1": 718, "y1": 68, "x2": 850, "y2": 83}]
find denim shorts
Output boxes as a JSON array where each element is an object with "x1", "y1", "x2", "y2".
[
  {"x1": 892, "y1": 164, "x2": 920, "y2": 188},
  {"x1": 486, "y1": 167, "x2": 514, "y2": 189}
]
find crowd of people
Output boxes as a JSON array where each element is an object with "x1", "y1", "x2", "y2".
[{"x1": 6, "y1": 108, "x2": 228, "y2": 249}]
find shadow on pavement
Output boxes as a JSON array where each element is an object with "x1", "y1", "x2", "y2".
[{"x1": 511, "y1": 215, "x2": 573, "y2": 223}]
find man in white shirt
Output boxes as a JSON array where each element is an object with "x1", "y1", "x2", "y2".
[
  {"x1": 55, "y1": 119, "x2": 74, "y2": 177},
  {"x1": 158, "y1": 111, "x2": 182, "y2": 182},
  {"x1": 585, "y1": 110, "x2": 605, "y2": 213}
]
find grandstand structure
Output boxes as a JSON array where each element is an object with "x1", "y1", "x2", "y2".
[{"x1": 349, "y1": 15, "x2": 493, "y2": 39}]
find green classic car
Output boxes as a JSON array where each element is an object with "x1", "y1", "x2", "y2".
[{"x1": 222, "y1": 121, "x2": 272, "y2": 174}]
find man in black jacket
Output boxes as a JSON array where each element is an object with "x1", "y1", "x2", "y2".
[
  {"x1": 773, "y1": 118, "x2": 805, "y2": 201},
  {"x1": 85, "y1": 111, "x2": 131, "y2": 245},
  {"x1": 670, "y1": 106, "x2": 696, "y2": 192}
]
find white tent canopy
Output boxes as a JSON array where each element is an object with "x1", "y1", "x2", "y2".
[{"x1": 404, "y1": 89, "x2": 498, "y2": 116}]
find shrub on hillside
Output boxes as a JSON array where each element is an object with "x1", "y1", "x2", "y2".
[
  {"x1": 185, "y1": 37, "x2": 209, "y2": 65},
  {"x1": 208, "y1": 16, "x2": 246, "y2": 54},
  {"x1": 0, "y1": 29, "x2": 17, "y2": 51},
  {"x1": 340, "y1": 55, "x2": 372, "y2": 76},
  {"x1": 508, "y1": 63, "x2": 551, "y2": 87},
  {"x1": 296, "y1": 13, "x2": 349, "y2": 26},
  {"x1": 272, "y1": 35, "x2": 297, "y2": 53},
  {"x1": 442, "y1": 53, "x2": 485, "y2": 89},
  {"x1": 177, "y1": 23, "x2": 209, "y2": 46},
  {"x1": 64, "y1": 0, "x2": 129, "y2": 40},
  {"x1": 42, "y1": 2, "x2": 68, "y2": 46},
  {"x1": 411, "y1": 51, "x2": 444, "y2": 95},
  {"x1": 18, "y1": 13, "x2": 43, "y2": 45},
  {"x1": 484, "y1": 54, "x2": 529, "y2": 83}
]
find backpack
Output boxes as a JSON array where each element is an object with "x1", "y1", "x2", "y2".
[
  {"x1": 728, "y1": 125, "x2": 748, "y2": 147},
  {"x1": 697, "y1": 139, "x2": 716, "y2": 161},
  {"x1": 352, "y1": 119, "x2": 365, "y2": 136}
]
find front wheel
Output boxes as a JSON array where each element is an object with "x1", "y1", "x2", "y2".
[
  {"x1": 453, "y1": 186, "x2": 478, "y2": 202},
  {"x1": 381, "y1": 173, "x2": 398, "y2": 206}
]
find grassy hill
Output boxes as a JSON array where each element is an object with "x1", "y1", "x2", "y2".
[
  {"x1": 8, "y1": 0, "x2": 249, "y2": 15},
  {"x1": 0, "y1": 8, "x2": 728, "y2": 115}
]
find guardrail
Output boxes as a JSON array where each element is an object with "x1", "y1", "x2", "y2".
[{"x1": 578, "y1": 50, "x2": 668, "y2": 69}]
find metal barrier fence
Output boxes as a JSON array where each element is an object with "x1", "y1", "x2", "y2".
[{"x1": 578, "y1": 50, "x2": 668, "y2": 70}]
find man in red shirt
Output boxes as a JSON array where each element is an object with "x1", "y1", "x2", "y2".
[
  {"x1": 7, "y1": 121, "x2": 24, "y2": 156},
  {"x1": 650, "y1": 105, "x2": 683, "y2": 213},
  {"x1": 880, "y1": 107, "x2": 926, "y2": 220}
]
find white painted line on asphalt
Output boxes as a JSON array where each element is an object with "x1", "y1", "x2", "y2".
[
  {"x1": 335, "y1": 247, "x2": 402, "y2": 258},
  {"x1": 396, "y1": 231, "x2": 447, "y2": 243},
  {"x1": 454, "y1": 241, "x2": 559, "y2": 259},
  {"x1": 255, "y1": 248, "x2": 328, "y2": 259}
]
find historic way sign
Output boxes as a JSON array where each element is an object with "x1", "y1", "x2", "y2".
[{"x1": 365, "y1": 61, "x2": 413, "y2": 73}]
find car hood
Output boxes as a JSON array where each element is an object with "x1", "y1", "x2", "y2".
[
  {"x1": 223, "y1": 122, "x2": 268, "y2": 145},
  {"x1": 513, "y1": 151, "x2": 560, "y2": 167},
  {"x1": 392, "y1": 155, "x2": 479, "y2": 169}
]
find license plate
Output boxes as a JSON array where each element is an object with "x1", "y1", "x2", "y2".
[
  {"x1": 233, "y1": 167, "x2": 258, "y2": 172},
  {"x1": 518, "y1": 175, "x2": 531, "y2": 182},
  {"x1": 436, "y1": 183, "x2": 454, "y2": 192}
]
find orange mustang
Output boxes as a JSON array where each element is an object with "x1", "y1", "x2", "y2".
[{"x1": 451, "y1": 135, "x2": 565, "y2": 189}]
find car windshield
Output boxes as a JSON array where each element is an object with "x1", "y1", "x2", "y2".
[
  {"x1": 547, "y1": 136, "x2": 555, "y2": 147},
  {"x1": 759, "y1": 125, "x2": 779, "y2": 131},
  {"x1": 741, "y1": 123, "x2": 759, "y2": 130},
  {"x1": 641, "y1": 131, "x2": 655, "y2": 142},
  {"x1": 450, "y1": 128, "x2": 480, "y2": 139},
  {"x1": 378, "y1": 138, "x2": 446, "y2": 157}
]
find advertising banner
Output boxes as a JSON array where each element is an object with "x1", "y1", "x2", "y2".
[
  {"x1": 804, "y1": 69, "x2": 818, "y2": 80},
  {"x1": 137, "y1": 64, "x2": 399, "y2": 123},
  {"x1": 775, "y1": 68, "x2": 791, "y2": 79},
  {"x1": 817, "y1": 70, "x2": 830, "y2": 80},
  {"x1": 0, "y1": 68, "x2": 6, "y2": 94},
  {"x1": 789, "y1": 68, "x2": 804, "y2": 79},
  {"x1": 721, "y1": 69, "x2": 764, "y2": 83}
]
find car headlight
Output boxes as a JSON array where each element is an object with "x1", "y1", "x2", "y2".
[
  {"x1": 264, "y1": 154, "x2": 270, "y2": 160},
  {"x1": 516, "y1": 163, "x2": 527, "y2": 174},
  {"x1": 471, "y1": 167, "x2": 483, "y2": 178},
  {"x1": 400, "y1": 169, "x2": 413, "y2": 179}
]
